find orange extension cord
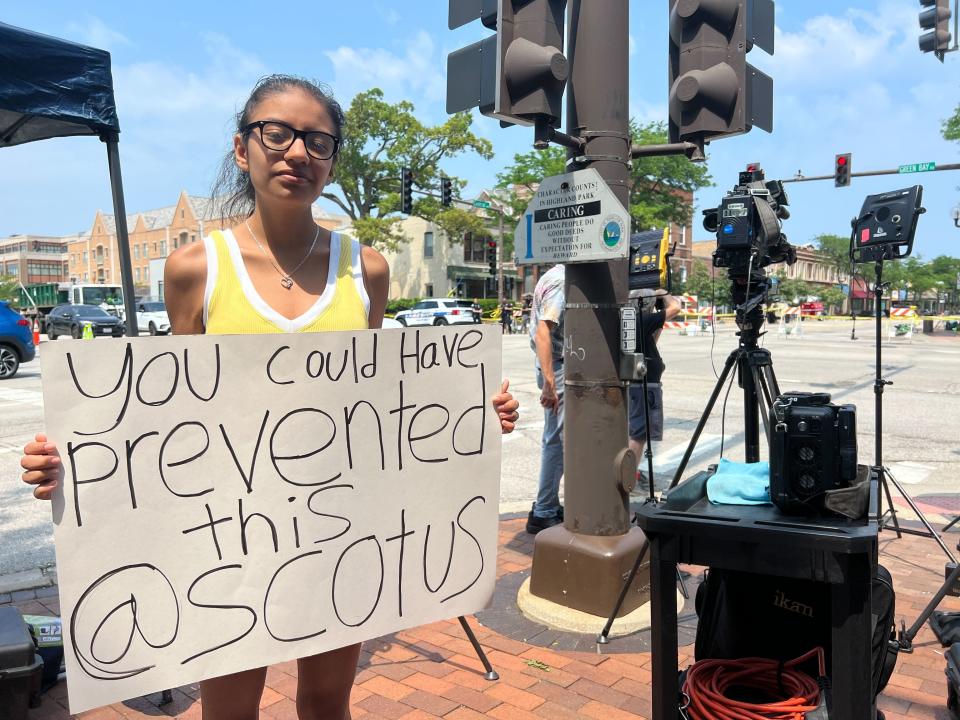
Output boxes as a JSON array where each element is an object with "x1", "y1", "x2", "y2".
[{"x1": 682, "y1": 647, "x2": 826, "y2": 720}]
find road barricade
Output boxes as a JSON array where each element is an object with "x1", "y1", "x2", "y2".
[
  {"x1": 777, "y1": 307, "x2": 803, "y2": 338},
  {"x1": 888, "y1": 308, "x2": 916, "y2": 342}
]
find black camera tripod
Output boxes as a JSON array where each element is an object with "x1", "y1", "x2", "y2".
[
  {"x1": 868, "y1": 258, "x2": 955, "y2": 564},
  {"x1": 597, "y1": 286, "x2": 780, "y2": 642},
  {"x1": 863, "y1": 258, "x2": 958, "y2": 653}
]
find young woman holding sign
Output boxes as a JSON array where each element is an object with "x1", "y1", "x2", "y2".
[{"x1": 21, "y1": 75, "x2": 519, "y2": 720}]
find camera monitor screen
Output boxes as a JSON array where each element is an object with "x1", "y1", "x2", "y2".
[{"x1": 850, "y1": 185, "x2": 924, "y2": 263}]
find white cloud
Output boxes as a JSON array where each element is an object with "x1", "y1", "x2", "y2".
[
  {"x1": 769, "y1": 1, "x2": 918, "y2": 86},
  {"x1": 375, "y1": 3, "x2": 401, "y2": 25},
  {"x1": 64, "y1": 16, "x2": 130, "y2": 52},
  {"x1": 324, "y1": 31, "x2": 447, "y2": 109},
  {"x1": 112, "y1": 33, "x2": 265, "y2": 121},
  {"x1": 629, "y1": 34, "x2": 636, "y2": 55}
]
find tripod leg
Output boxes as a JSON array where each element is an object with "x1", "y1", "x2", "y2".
[
  {"x1": 764, "y1": 361, "x2": 781, "y2": 399},
  {"x1": 676, "y1": 567, "x2": 689, "y2": 600},
  {"x1": 597, "y1": 539, "x2": 650, "y2": 643},
  {"x1": 884, "y1": 469, "x2": 958, "y2": 563},
  {"x1": 670, "y1": 349, "x2": 740, "y2": 489},
  {"x1": 457, "y1": 616, "x2": 499, "y2": 680},
  {"x1": 899, "y1": 558, "x2": 960, "y2": 652},
  {"x1": 878, "y1": 468, "x2": 903, "y2": 539},
  {"x1": 944, "y1": 516, "x2": 960, "y2": 533},
  {"x1": 758, "y1": 363, "x2": 778, "y2": 411},
  {"x1": 750, "y1": 364, "x2": 772, "y2": 443}
]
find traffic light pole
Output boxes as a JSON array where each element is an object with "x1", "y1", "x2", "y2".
[
  {"x1": 497, "y1": 210, "x2": 505, "y2": 306},
  {"x1": 528, "y1": 0, "x2": 649, "y2": 618},
  {"x1": 783, "y1": 162, "x2": 960, "y2": 184}
]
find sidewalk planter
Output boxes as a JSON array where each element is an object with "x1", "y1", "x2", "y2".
[{"x1": 0, "y1": 606, "x2": 43, "y2": 720}]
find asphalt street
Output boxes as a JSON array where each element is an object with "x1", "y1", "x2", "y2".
[{"x1": 2, "y1": 321, "x2": 959, "y2": 581}]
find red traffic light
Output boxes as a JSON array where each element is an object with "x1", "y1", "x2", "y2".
[
  {"x1": 834, "y1": 153, "x2": 852, "y2": 187},
  {"x1": 487, "y1": 240, "x2": 497, "y2": 249}
]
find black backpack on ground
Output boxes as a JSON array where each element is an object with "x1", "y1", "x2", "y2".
[{"x1": 694, "y1": 564, "x2": 898, "y2": 699}]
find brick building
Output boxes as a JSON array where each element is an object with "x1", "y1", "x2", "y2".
[
  {"x1": 67, "y1": 191, "x2": 346, "y2": 297},
  {"x1": 0, "y1": 234, "x2": 72, "y2": 285},
  {"x1": 691, "y1": 240, "x2": 842, "y2": 288}
]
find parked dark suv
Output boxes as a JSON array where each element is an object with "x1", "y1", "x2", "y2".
[
  {"x1": 0, "y1": 301, "x2": 36, "y2": 379},
  {"x1": 45, "y1": 304, "x2": 125, "y2": 339}
]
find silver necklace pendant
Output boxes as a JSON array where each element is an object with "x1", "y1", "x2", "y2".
[{"x1": 245, "y1": 220, "x2": 321, "y2": 292}]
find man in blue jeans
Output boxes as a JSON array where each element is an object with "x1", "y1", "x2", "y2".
[
  {"x1": 629, "y1": 290, "x2": 680, "y2": 489},
  {"x1": 527, "y1": 264, "x2": 565, "y2": 535}
]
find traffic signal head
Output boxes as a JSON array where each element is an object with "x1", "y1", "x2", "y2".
[
  {"x1": 919, "y1": 0, "x2": 952, "y2": 59},
  {"x1": 834, "y1": 153, "x2": 851, "y2": 188},
  {"x1": 668, "y1": 0, "x2": 775, "y2": 151},
  {"x1": 447, "y1": 0, "x2": 567, "y2": 126},
  {"x1": 401, "y1": 167, "x2": 413, "y2": 215},
  {"x1": 441, "y1": 178, "x2": 453, "y2": 207},
  {"x1": 487, "y1": 239, "x2": 498, "y2": 274}
]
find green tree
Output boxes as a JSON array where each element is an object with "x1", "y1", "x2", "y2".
[
  {"x1": 683, "y1": 259, "x2": 732, "y2": 308},
  {"x1": 628, "y1": 120, "x2": 713, "y2": 229},
  {"x1": 813, "y1": 233, "x2": 852, "y2": 282},
  {"x1": 944, "y1": 103, "x2": 960, "y2": 143},
  {"x1": 321, "y1": 89, "x2": 494, "y2": 251},
  {"x1": 819, "y1": 286, "x2": 845, "y2": 314},
  {"x1": 779, "y1": 277, "x2": 812, "y2": 303},
  {"x1": 0, "y1": 276, "x2": 18, "y2": 304},
  {"x1": 900, "y1": 257, "x2": 937, "y2": 303}
]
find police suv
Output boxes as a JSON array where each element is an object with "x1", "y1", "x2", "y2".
[{"x1": 393, "y1": 298, "x2": 477, "y2": 326}]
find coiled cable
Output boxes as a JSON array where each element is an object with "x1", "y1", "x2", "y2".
[{"x1": 682, "y1": 647, "x2": 825, "y2": 720}]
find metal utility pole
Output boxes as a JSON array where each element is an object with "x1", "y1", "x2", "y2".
[
  {"x1": 497, "y1": 211, "x2": 505, "y2": 305},
  {"x1": 527, "y1": 0, "x2": 648, "y2": 618}
]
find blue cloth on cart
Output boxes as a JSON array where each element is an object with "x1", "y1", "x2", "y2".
[{"x1": 706, "y1": 458, "x2": 771, "y2": 505}]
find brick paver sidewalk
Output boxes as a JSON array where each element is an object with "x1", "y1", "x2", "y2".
[{"x1": 6, "y1": 515, "x2": 959, "y2": 719}]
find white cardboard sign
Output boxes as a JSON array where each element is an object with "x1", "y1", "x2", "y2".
[
  {"x1": 513, "y1": 167, "x2": 630, "y2": 265},
  {"x1": 40, "y1": 327, "x2": 502, "y2": 713}
]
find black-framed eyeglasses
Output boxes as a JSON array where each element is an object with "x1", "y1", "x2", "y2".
[{"x1": 242, "y1": 120, "x2": 340, "y2": 160}]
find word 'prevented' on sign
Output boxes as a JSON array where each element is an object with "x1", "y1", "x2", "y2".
[{"x1": 40, "y1": 327, "x2": 503, "y2": 713}]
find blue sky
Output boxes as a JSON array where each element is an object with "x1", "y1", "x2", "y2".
[{"x1": 2, "y1": 1, "x2": 959, "y2": 257}]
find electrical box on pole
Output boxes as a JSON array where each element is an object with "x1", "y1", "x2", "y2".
[
  {"x1": 919, "y1": 0, "x2": 952, "y2": 60},
  {"x1": 446, "y1": 0, "x2": 568, "y2": 126},
  {"x1": 834, "y1": 153, "x2": 852, "y2": 187},
  {"x1": 668, "y1": 0, "x2": 776, "y2": 154},
  {"x1": 400, "y1": 167, "x2": 413, "y2": 215}
]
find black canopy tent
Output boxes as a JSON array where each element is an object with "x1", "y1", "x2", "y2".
[{"x1": 1, "y1": 21, "x2": 138, "y2": 335}]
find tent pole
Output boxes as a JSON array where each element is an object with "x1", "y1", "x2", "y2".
[{"x1": 102, "y1": 132, "x2": 139, "y2": 336}]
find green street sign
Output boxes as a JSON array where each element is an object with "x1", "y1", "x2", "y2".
[
  {"x1": 472, "y1": 200, "x2": 492, "y2": 208},
  {"x1": 898, "y1": 162, "x2": 936, "y2": 174}
]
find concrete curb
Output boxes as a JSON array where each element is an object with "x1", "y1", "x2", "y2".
[{"x1": 0, "y1": 565, "x2": 58, "y2": 603}]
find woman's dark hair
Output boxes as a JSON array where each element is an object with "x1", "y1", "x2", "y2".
[{"x1": 211, "y1": 74, "x2": 345, "y2": 221}]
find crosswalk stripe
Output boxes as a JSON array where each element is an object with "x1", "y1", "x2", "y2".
[{"x1": 0, "y1": 387, "x2": 44, "y2": 407}]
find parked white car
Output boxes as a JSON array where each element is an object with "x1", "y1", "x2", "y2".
[
  {"x1": 393, "y1": 298, "x2": 476, "y2": 327},
  {"x1": 136, "y1": 301, "x2": 171, "y2": 335}
]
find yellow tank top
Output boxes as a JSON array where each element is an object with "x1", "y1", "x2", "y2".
[{"x1": 203, "y1": 229, "x2": 369, "y2": 334}]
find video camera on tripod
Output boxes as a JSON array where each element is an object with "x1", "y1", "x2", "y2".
[
  {"x1": 697, "y1": 165, "x2": 864, "y2": 520},
  {"x1": 704, "y1": 165, "x2": 796, "y2": 282}
]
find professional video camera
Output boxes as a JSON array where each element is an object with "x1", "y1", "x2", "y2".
[
  {"x1": 769, "y1": 392, "x2": 860, "y2": 517},
  {"x1": 703, "y1": 165, "x2": 796, "y2": 280}
]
